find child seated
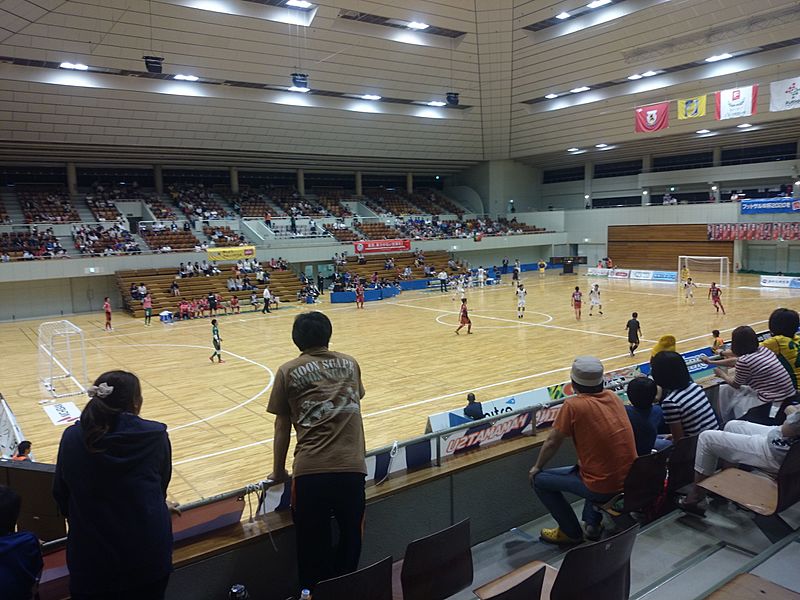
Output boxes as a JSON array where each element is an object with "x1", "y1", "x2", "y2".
[
  {"x1": 250, "y1": 293, "x2": 260, "y2": 311},
  {"x1": 0, "y1": 485, "x2": 43, "y2": 599},
  {"x1": 178, "y1": 300, "x2": 190, "y2": 320},
  {"x1": 625, "y1": 377, "x2": 666, "y2": 456}
]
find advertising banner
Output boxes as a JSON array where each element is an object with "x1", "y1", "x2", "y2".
[
  {"x1": 0, "y1": 398, "x2": 26, "y2": 459},
  {"x1": 206, "y1": 245, "x2": 256, "y2": 262},
  {"x1": 426, "y1": 387, "x2": 550, "y2": 432},
  {"x1": 652, "y1": 271, "x2": 678, "y2": 282},
  {"x1": 708, "y1": 222, "x2": 800, "y2": 240},
  {"x1": 760, "y1": 275, "x2": 800, "y2": 289},
  {"x1": 608, "y1": 269, "x2": 631, "y2": 279},
  {"x1": 715, "y1": 85, "x2": 758, "y2": 120},
  {"x1": 769, "y1": 76, "x2": 800, "y2": 112},
  {"x1": 353, "y1": 239, "x2": 411, "y2": 254},
  {"x1": 587, "y1": 268, "x2": 611, "y2": 277},
  {"x1": 740, "y1": 198, "x2": 800, "y2": 215},
  {"x1": 439, "y1": 412, "x2": 533, "y2": 456},
  {"x1": 630, "y1": 270, "x2": 654, "y2": 280},
  {"x1": 43, "y1": 402, "x2": 81, "y2": 426}
]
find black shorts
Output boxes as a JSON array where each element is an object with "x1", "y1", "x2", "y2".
[
  {"x1": 628, "y1": 336, "x2": 639, "y2": 344},
  {"x1": 213, "y1": 341, "x2": 221, "y2": 351}
]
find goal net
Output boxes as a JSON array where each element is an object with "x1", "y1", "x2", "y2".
[
  {"x1": 38, "y1": 320, "x2": 88, "y2": 399},
  {"x1": 678, "y1": 256, "x2": 730, "y2": 287}
]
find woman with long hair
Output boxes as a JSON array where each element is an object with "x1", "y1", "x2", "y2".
[{"x1": 53, "y1": 371, "x2": 174, "y2": 600}]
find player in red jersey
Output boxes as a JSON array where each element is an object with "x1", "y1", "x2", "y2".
[
  {"x1": 103, "y1": 297, "x2": 112, "y2": 331},
  {"x1": 230, "y1": 295, "x2": 240, "y2": 314},
  {"x1": 571, "y1": 286, "x2": 582, "y2": 320},
  {"x1": 455, "y1": 298, "x2": 472, "y2": 334},
  {"x1": 355, "y1": 282, "x2": 365, "y2": 309},
  {"x1": 707, "y1": 282, "x2": 726, "y2": 315}
]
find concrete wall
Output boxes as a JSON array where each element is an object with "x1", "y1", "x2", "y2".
[
  {"x1": 0, "y1": 275, "x2": 119, "y2": 321},
  {"x1": 447, "y1": 160, "x2": 540, "y2": 215}
]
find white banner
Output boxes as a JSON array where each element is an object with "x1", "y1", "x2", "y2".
[
  {"x1": 715, "y1": 85, "x2": 758, "y2": 120},
  {"x1": 760, "y1": 275, "x2": 800, "y2": 289},
  {"x1": 630, "y1": 270, "x2": 654, "y2": 280},
  {"x1": 587, "y1": 268, "x2": 611, "y2": 277},
  {"x1": 43, "y1": 402, "x2": 81, "y2": 426},
  {"x1": 0, "y1": 399, "x2": 26, "y2": 459},
  {"x1": 769, "y1": 76, "x2": 800, "y2": 112},
  {"x1": 608, "y1": 269, "x2": 631, "y2": 279}
]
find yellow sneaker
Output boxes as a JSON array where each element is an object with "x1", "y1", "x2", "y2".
[{"x1": 539, "y1": 527, "x2": 583, "y2": 545}]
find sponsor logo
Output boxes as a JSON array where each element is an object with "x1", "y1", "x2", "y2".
[
  {"x1": 652, "y1": 271, "x2": 678, "y2": 282},
  {"x1": 646, "y1": 109, "x2": 658, "y2": 125},
  {"x1": 631, "y1": 270, "x2": 653, "y2": 280},
  {"x1": 608, "y1": 269, "x2": 630, "y2": 279},
  {"x1": 445, "y1": 413, "x2": 530, "y2": 454},
  {"x1": 683, "y1": 98, "x2": 700, "y2": 117},
  {"x1": 43, "y1": 402, "x2": 81, "y2": 425}
]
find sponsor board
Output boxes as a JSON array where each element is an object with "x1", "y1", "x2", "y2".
[
  {"x1": 353, "y1": 239, "x2": 411, "y2": 254},
  {"x1": 760, "y1": 275, "x2": 800, "y2": 288},
  {"x1": 43, "y1": 402, "x2": 81, "y2": 425},
  {"x1": 740, "y1": 198, "x2": 800, "y2": 215},
  {"x1": 0, "y1": 398, "x2": 26, "y2": 459},
  {"x1": 206, "y1": 245, "x2": 256, "y2": 261},
  {"x1": 630, "y1": 270, "x2": 653, "y2": 280},
  {"x1": 426, "y1": 388, "x2": 550, "y2": 432},
  {"x1": 652, "y1": 271, "x2": 678, "y2": 282},
  {"x1": 608, "y1": 269, "x2": 630, "y2": 279},
  {"x1": 440, "y1": 412, "x2": 533, "y2": 456},
  {"x1": 587, "y1": 268, "x2": 611, "y2": 277}
]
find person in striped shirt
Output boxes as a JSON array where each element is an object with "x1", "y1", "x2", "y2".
[
  {"x1": 651, "y1": 351, "x2": 719, "y2": 440},
  {"x1": 702, "y1": 325, "x2": 796, "y2": 423}
]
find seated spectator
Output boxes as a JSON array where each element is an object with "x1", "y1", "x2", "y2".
[
  {"x1": 463, "y1": 393, "x2": 483, "y2": 420},
  {"x1": 625, "y1": 378, "x2": 670, "y2": 454},
  {"x1": 703, "y1": 325, "x2": 796, "y2": 423},
  {"x1": 680, "y1": 405, "x2": 800, "y2": 515},
  {"x1": 129, "y1": 283, "x2": 139, "y2": 300},
  {"x1": 170, "y1": 281, "x2": 180, "y2": 297},
  {"x1": 760, "y1": 308, "x2": 800, "y2": 390},
  {"x1": 11, "y1": 441, "x2": 32, "y2": 462},
  {"x1": 530, "y1": 356, "x2": 636, "y2": 544},
  {"x1": 0, "y1": 485, "x2": 43, "y2": 600},
  {"x1": 651, "y1": 351, "x2": 719, "y2": 440},
  {"x1": 137, "y1": 283, "x2": 147, "y2": 299}
]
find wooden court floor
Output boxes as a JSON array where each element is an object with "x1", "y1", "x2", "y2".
[{"x1": 0, "y1": 271, "x2": 795, "y2": 504}]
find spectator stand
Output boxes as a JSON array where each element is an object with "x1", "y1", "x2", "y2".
[
  {"x1": 71, "y1": 222, "x2": 142, "y2": 256},
  {"x1": 138, "y1": 220, "x2": 202, "y2": 253},
  {"x1": 0, "y1": 226, "x2": 69, "y2": 260},
  {"x1": 17, "y1": 187, "x2": 80, "y2": 223}
]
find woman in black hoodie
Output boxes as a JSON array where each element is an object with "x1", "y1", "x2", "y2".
[{"x1": 53, "y1": 371, "x2": 173, "y2": 600}]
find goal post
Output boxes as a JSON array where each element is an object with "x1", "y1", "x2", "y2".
[
  {"x1": 37, "y1": 320, "x2": 88, "y2": 399},
  {"x1": 678, "y1": 256, "x2": 730, "y2": 288}
]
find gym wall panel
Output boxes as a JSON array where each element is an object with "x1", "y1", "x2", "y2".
[{"x1": 607, "y1": 224, "x2": 733, "y2": 270}]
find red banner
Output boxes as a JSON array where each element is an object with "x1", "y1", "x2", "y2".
[
  {"x1": 353, "y1": 239, "x2": 411, "y2": 254},
  {"x1": 707, "y1": 222, "x2": 800, "y2": 241},
  {"x1": 634, "y1": 102, "x2": 670, "y2": 133}
]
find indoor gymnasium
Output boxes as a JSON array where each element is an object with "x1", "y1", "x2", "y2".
[{"x1": 1, "y1": 1, "x2": 800, "y2": 600}]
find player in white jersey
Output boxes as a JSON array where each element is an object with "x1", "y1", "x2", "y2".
[
  {"x1": 588, "y1": 284, "x2": 603, "y2": 316},
  {"x1": 516, "y1": 284, "x2": 527, "y2": 319},
  {"x1": 683, "y1": 277, "x2": 697, "y2": 305},
  {"x1": 452, "y1": 275, "x2": 467, "y2": 301},
  {"x1": 477, "y1": 266, "x2": 486, "y2": 288}
]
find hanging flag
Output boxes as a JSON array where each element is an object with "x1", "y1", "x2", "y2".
[
  {"x1": 769, "y1": 76, "x2": 800, "y2": 112},
  {"x1": 677, "y1": 95, "x2": 706, "y2": 119},
  {"x1": 634, "y1": 102, "x2": 669, "y2": 133},
  {"x1": 715, "y1": 85, "x2": 758, "y2": 120}
]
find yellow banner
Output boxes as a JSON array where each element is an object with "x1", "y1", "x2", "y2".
[
  {"x1": 677, "y1": 95, "x2": 706, "y2": 119},
  {"x1": 206, "y1": 245, "x2": 256, "y2": 262}
]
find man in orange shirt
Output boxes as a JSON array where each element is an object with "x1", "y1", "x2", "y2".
[{"x1": 529, "y1": 356, "x2": 636, "y2": 544}]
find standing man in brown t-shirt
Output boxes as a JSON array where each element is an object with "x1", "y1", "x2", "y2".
[
  {"x1": 528, "y1": 356, "x2": 636, "y2": 545},
  {"x1": 267, "y1": 311, "x2": 367, "y2": 593}
]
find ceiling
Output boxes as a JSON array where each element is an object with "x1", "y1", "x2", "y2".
[{"x1": 0, "y1": 0, "x2": 799, "y2": 172}]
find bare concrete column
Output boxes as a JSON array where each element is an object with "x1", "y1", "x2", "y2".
[
  {"x1": 66, "y1": 163, "x2": 77, "y2": 196},
  {"x1": 230, "y1": 167, "x2": 239, "y2": 195},
  {"x1": 297, "y1": 169, "x2": 305, "y2": 196},
  {"x1": 153, "y1": 165, "x2": 163, "y2": 195},
  {"x1": 355, "y1": 171, "x2": 362, "y2": 196}
]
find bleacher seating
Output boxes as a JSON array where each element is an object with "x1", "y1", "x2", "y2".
[
  {"x1": 272, "y1": 187, "x2": 328, "y2": 218},
  {"x1": 313, "y1": 188, "x2": 352, "y2": 217},
  {"x1": 363, "y1": 188, "x2": 424, "y2": 216},
  {"x1": 19, "y1": 189, "x2": 80, "y2": 223},
  {"x1": 169, "y1": 184, "x2": 231, "y2": 219},
  {"x1": 325, "y1": 223, "x2": 359, "y2": 242},
  {"x1": 497, "y1": 217, "x2": 549, "y2": 234},
  {"x1": 73, "y1": 224, "x2": 141, "y2": 256},
  {"x1": 0, "y1": 229, "x2": 67, "y2": 259},
  {"x1": 357, "y1": 222, "x2": 403, "y2": 239},
  {"x1": 203, "y1": 225, "x2": 245, "y2": 247},
  {"x1": 341, "y1": 250, "x2": 461, "y2": 282},
  {"x1": 0, "y1": 199, "x2": 10, "y2": 224},
  {"x1": 145, "y1": 196, "x2": 178, "y2": 220},
  {"x1": 85, "y1": 197, "x2": 122, "y2": 222},
  {"x1": 140, "y1": 229, "x2": 201, "y2": 252},
  {"x1": 420, "y1": 188, "x2": 466, "y2": 216}
]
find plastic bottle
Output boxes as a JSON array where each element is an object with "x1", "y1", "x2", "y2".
[
  {"x1": 229, "y1": 584, "x2": 250, "y2": 599},
  {"x1": 299, "y1": 589, "x2": 312, "y2": 600}
]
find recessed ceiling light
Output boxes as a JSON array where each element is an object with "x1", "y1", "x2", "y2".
[
  {"x1": 595, "y1": 143, "x2": 607, "y2": 148},
  {"x1": 737, "y1": 123, "x2": 752, "y2": 128},
  {"x1": 545, "y1": 93, "x2": 559, "y2": 99},
  {"x1": 286, "y1": 0, "x2": 313, "y2": 7},
  {"x1": 567, "y1": 147, "x2": 580, "y2": 152},
  {"x1": 627, "y1": 74, "x2": 643, "y2": 80},
  {"x1": 642, "y1": 190, "x2": 649, "y2": 195},
  {"x1": 705, "y1": 53, "x2": 733, "y2": 63},
  {"x1": 174, "y1": 74, "x2": 199, "y2": 81},
  {"x1": 427, "y1": 100, "x2": 447, "y2": 107},
  {"x1": 570, "y1": 86, "x2": 590, "y2": 93},
  {"x1": 556, "y1": 11, "x2": 571, "y2": 19},
  {"x1": 599, "y1": 146, "x2": 614, "y2": 150},
  {"x1": 641, "y1": 70, "x2": 659, "y2": 77},
  {"x1": 288, "y1": 86, "x2": 310, "y2": 93},
  {"x1": 695, "y1": 129, "x2": 711, "y2": 134},
  {"x1": 587, "y1": 0, "x2": 611, "y2": 8},
  {"x1": 60, "y1": 62, "x2": 88, "y2": 70},
  {"x1": 360, "y1": 94, "x2": 382, "y2": 101},
  {"x1": 407, "y1": 21, "x2": 430, "y2": 30}
]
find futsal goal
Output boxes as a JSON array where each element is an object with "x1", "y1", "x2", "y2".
[
  {"x1": 677, "y1": 256, "x2": 729, "y2": 288},
  {"x1": 38, "y1": 320, "x2": 88, "y2": 399}
]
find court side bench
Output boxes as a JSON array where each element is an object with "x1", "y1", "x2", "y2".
[{"x1": 699, "y1": 443, "x2": 800, "y2": 543}]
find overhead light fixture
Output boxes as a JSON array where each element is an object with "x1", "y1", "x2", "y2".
[
  {"x1": 584, "y1": 194, "x2": 590, "y2": 200},
  {"x1": 642, "y1": 190, "x2": 649, "y2": 195},
  {"x1": 567, "y1": 147, "x2": 580, "y2": 152},
  {"x1": 556, "y1": 11, "x2": 571, "y2": 19},
  {"x1": 570, "y1": 86, "x2": 590, "y2": 93},
  {"x1": 587, "y1": 0, "x2": 611, "y2": 8},
  {"x1": 599, "y1": 146, "x2": 614, "y2": 150},
  {"x1": 143, "y1": 55, "x2": 164, "y2": 73},
  {"x1": 407, "y1": 21, "x2": 430, "y2": 30},
  {"x1": 59, "y1": 62, "x2": 88, "y2": 70},
  {"x1": 641, "y1": 70, "x2": 659, "y2": 77},
  {"x1": 696, "y1": 129, "x2": 711, "y2": 134},
  {"x1": 595, "y1": 143, "x2": 607, "y2": 148},
  {"x1": 711, "y1": 185, "x2": 718, "y2": 191},
  {"x1": 627, "y1": 74, "x2": 643, "y2": 80},
  {"x1": 427, "y1": 100, "x2": 447, "y2": 107},
  {"x1": 545, "y1": 93, "x2": 559, "y2": 99},
  {"x1": 286, "y1": 0, "x2": 312, "y2": 7},
  {"x1": 174, "y1": 74, "x2": 199, "y2": 81},
  {"x1": 737, "y1": 123, "x2": 752, "y2": 128},
  {"x1": 446, "y1": 92, "x2": 460, "y2": 106},
  {"x1": 289, "y1": 72, "x2": 310, "y2": 92},
  {"x1": 795, "y1": 181, "x2": 800, "y2": 186},
  {"x1": 705, "y1": 53, "x2": 733, "y2": 63},
  {"x1": 360, "y1": 94, "x2": 382, "y2": 101}
]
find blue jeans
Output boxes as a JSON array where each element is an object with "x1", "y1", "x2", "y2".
[{"x1": 533, "y1": 466, "x2": 615, "y2": 539}]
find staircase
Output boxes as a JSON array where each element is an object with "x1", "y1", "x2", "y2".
[
  {"x1": 1, "y1": 189, "x2": 25, "y2": 224},
  {"x1": 70, "y1": 194, "x2": 97, "y2": 223}
]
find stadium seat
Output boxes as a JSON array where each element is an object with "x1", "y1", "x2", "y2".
[
  {"x1": 666, "y1": 434, "x2": 699, "y2": 496},
  {"x1": 394, "y1": 518, "x2": 473, "y2": 600},
  {"x1": 602, "y1": 447, "x2": 671, "y2": 524},
  {"x1": 314, "y1": 556, "x2": 393, "y2": 600}
]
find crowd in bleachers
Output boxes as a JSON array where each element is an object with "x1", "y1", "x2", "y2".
[
  {"x1": 139, "y1": 226, "x2": 201, "y2": 253},
  {"x1": 144, "y1": 196, "x2": 177, "y2": 220},
  {"x1": 0, "y1": 199, "x2": 10, "y2": 224},
  {"x1": 0, "y1": 227, "x2": 67, "y2": 260},
  {"x1": 72, "y1": 224, "x2": 141, "y2": 256},
  {"x1": 20, "y1": 189, "x2": 79, "y2": 223},
  {"x1": 202, "y1": 225, "x2": 246, "y2": 247},
  {"x1": 169, "y1": 184, "x2": 231, "y2": 220}
]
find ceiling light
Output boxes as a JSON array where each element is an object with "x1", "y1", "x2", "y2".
[
  {"x1": 737, "y1": 123, "x2": 752, "y2": 128},
  {"x1": 360, "y1": 94, "x2": 382, "y2": 101},
  {"x1": 711, "y1": 185, "x2": 718, "y2": 191},
  {"x1": 641, "y1": 70, "x2": 659, "y2": 77},
  {"x1": 427, "y1": 100, "x2": 447, "y2": 107},
  {"x1": 407, "y1": 22, "x2": 429, "y2": 30},
  {"x1": 60, "y1": 62, "x2": 88, "y2": 70},
  {"x1": 627, "y1": 74, "x2": 643, "y2": 80},
  {"x1": 705, "y1": 53, "x2": 733, "y2": 63},
  {"x1": 795, "y1": 181, "x2": 800, "y2": 186},
  {"x1": 288, "y1": 86, "x2": 310, "y2": 93},
  {"x1": 556, "y1": 11, "x2": 571, "y2": 19},
  {"x1": 584, "y1": 194, "x2": 590, "y2": 199},
  {"x1": 570, "y1": 86, "x2": 590, "y2": 93},
  {"x1": 595, "y1": 143, "x2": 607, "y2": 148},
  {"x1": 286, "y1": 0, "x2": 312, "y2": 7},
  {"x1": 174, "y1": 74, "x2": 198, "y2": 81},
  {"x1": 587, "y1": 0, "x2": 611, "y2": 7},
  {"x1": 567, "y1": 147, "x2": 579, "y2": 152},
  {"x1": 289, "y1": 72, "x2": 309, "y2": 92},
  {"x1": 642, "y1": 190, "x2": 649, "y2": 195},
  {"x1": 696, "y1": 129, "x2": 710, "y2": 134},
  {"x1": 545, "y1": 93, "x2": 559, "y2": 99},
  {"x1": 599, "y1": 146, "x2": 614, "y2": 150}
]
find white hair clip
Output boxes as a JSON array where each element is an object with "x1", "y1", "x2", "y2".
[{"x1": 87, "y1": 382, "x2": 114, "y2": 399}]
